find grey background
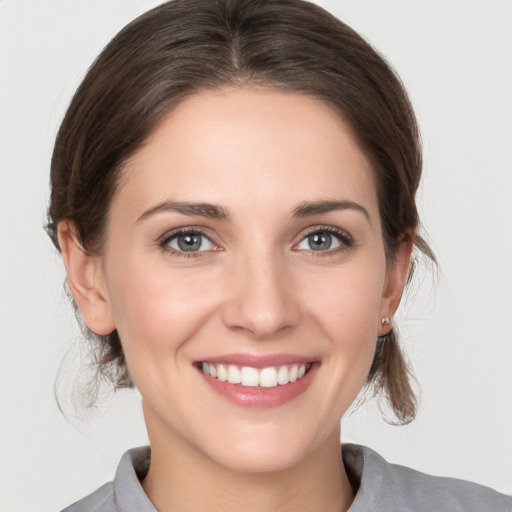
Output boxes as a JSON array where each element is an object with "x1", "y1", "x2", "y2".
[{"x1": 1, "y1": 1, "x2": 511, "y2": 510}]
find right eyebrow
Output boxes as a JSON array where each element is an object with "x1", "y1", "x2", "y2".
[
  {"x1": 136, "y1": 201, "x2": 230, "y2": 223},
  {"x1": 292, "y1": 199, "x2": 371, "y2": 224}
]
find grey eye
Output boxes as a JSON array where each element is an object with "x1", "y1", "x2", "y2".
[
  {"x1": 306, "y1": 232, "x2": 333, "y2": 251},
  {"x1": 297, "y1": 231, "x2": 343, "y2": 251},
  {"x1": 168, "y1": 232, "x2": 213, "y2": 252}
]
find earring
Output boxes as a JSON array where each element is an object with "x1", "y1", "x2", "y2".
[
  {"x1": 378, "y1": 316, "x2": 392, "y2": 343},
  {"x1": 381, "y1": 316, "x2": 391, "y2": 325}
]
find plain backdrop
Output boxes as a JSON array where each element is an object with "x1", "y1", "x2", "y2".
[{"x1": 1, "y1": 1, "x2": 511, "y2": 510}]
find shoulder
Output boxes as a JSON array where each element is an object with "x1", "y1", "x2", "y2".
[
  {"x1": 381, "y1": 457, "x2": 512, "y2": 511},
  {"x1": 60, "y1": 446, "x2": 155, "y2": 512},
  {"x1": 61, "y1": 482, "x2": 115, "y2": 512},
  {"x1": 343, "y1": 444, "x2": 512, "y2": 512}
]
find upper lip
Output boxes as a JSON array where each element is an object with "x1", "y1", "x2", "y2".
[{"x1": 197, "y1": 353, "x2": 317, "y2": 369}]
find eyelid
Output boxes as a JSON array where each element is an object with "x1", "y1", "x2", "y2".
[
  {"x1": 157, "y1": 226, "x2": 222, "y2": 257},
  {"x1": 156, "y1": 224, "x2": 353, "y2": 258},
  {"x1": 293, "y1": 225, "x2": 354, "y2": 253}
]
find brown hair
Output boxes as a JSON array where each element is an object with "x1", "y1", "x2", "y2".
[{"x1": 47, "y1": 0, "x2": 435, "y2": 423}]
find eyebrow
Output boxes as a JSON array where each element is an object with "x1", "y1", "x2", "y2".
[
  {"x1": 137, "y1": 201, "x2": 230, "y2": 223},
  {"x1": 136, "y1": 199, "x2": 370, "y2": 224},
  {"x1": 292, "y1": 200, "x2": 371, "y2": 223}
]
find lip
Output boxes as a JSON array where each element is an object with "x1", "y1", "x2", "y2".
[
  {"x1": 198, "y1": 352, "x2": 315, "y2": 369},
  {"x1": 196, "y1": 354, "x2": 320, "y2": 408}
]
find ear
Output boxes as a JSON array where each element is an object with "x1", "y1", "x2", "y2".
[
  {"x1": 57, "y1": 221, "x2": 115, "y2": 336},
  {"x1": 378, "y1": 234, "x2": 414, "y2": 336}
]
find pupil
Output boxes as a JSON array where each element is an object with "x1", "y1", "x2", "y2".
[
  {"x1": 178, "y1": 233, "x2": 201, "y2": 251},
  {"x1": 309, "y1": 233, "x2": 331, "y2": 250}
]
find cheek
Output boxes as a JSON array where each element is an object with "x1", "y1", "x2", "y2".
[
  {"x1": 105, "y1": 258, "x2": 221, "y2": 360},
  {"x1": 306, "y1": 262, "x2": 385, "y2": 338},
  {"x1": 303, "y1": 260, "x2": 385, "y2": 386}
]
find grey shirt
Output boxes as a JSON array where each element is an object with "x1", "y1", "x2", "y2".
[{"x1": 62, "y1": 445, "x2": 511, "y2": 511}]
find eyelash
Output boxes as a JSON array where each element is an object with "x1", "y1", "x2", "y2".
[
  {"x1": 157, "y1": 225, "x2": 354, "y2": 259},
  {"x1": 296, "y1": 225, "x2": 354, "y2": 256},
  {"x1": 158, "y1": 228, "x2": 217, "y2": 259}
]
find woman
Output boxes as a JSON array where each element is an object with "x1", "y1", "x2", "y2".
[{"x1": 44, "y1": 0, "x2": 510, "y2": 510}]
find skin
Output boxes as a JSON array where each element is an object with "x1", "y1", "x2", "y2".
[{"x1": 59, "y1": 88, "x2": 412, "y2": 512}]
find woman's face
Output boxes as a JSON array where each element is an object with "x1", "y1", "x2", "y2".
[{"x1": 93, "y1": 88, "x2": 407, "y2": 472}]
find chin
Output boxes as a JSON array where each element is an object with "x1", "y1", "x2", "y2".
[
  {"x1": 211, "y1": 446, "x2": 306, "y2": 474},
  {"x1": 200, "y1": 423, "x2": 328, "y2": 474}
]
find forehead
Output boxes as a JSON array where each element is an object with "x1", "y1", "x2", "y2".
[{"x1": 117, "y1": 88, "x2": 378, "y2": 221}]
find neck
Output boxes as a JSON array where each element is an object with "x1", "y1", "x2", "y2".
[{"x1": 142, "y1": 420, "x2": 354, "y2": 512}]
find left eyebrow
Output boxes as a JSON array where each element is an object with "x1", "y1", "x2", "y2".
[
  {"x1": 292, "y1": 200, "x2": 371, "y2": 224},
  {"x1": 136, "y1": 201, "x2": 230, "y2": 223}
]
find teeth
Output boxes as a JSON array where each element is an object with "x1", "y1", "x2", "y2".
[
  {"x1": 227, "y1": 365, "x2": 241, "y2": 384},
  {"x1": 277, "y1": 365, "x2": 289, "y2": 385},
  {"x1": 241, "y1": 366, "x2": 259, "y2": 386},
  {"x1": 201, "y1": 363, "x2": 311, "y2": 387},
  {"x1": 260, "y1": 367, "x2": 278, "y2": 387},
  {"x1": 217, "y1": 364, "x2": 228, "y2": 382},
  {"x1": 289, "y1": 365, "x2": 298, "y2": 382}
]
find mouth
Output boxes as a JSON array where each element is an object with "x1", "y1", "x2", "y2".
[
  {"x1": 200, "y1": 362, "x2": 312, "y2": 388},
  {"x1": 195, "y1": 355, "x2": 319, "y2": 408}
]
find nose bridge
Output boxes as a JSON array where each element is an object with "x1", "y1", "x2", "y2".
[{"x1": 222, "y1": 244, "x2": 298, "y2": 339}]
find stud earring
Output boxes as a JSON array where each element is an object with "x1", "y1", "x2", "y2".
[{"x1": 381, "y1": 316, "x2": 391, "y2": 326}]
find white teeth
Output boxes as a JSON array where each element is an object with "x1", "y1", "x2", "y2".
[
  {"x1": 217, "y1": 364, "x2": 228, "y2": 382},
  {"x1": 241, "y1": 366, "x2": 259, "y2": 386},
  {"x1": 201, "y1": 362, "x2": 311, "y2": 387},
  {"x1": 260, "y1": 367, "x2": 278, "y2": 387},
  {"x1": 277, "y1": 365, "x2": 289, "y2": 385},
  {"x1": 227, "y1": 365, "x2": 241, "y2": 384}
]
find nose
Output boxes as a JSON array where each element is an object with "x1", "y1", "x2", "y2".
[{"x1": 221, "y1": 250, "x2": 300, "y2": 340}]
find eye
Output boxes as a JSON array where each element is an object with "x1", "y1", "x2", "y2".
[
  {"x1": 164, "y1": 231, "x2": 215, "y2": 253},
  {"x1": 295, "y1": 228, "x2": 352, "y2": 252}
]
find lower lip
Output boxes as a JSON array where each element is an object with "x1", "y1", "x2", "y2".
[{"x1": 198, "y1": 363, "x2": 319, "y2": 408}]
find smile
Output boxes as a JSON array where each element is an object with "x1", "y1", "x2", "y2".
[
  {"x1": 201, "y1": 362, "x2": 311, "y2": 388},
  {"x1": 197, "y1": 354, "x2": 319, "y2": 408}
]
